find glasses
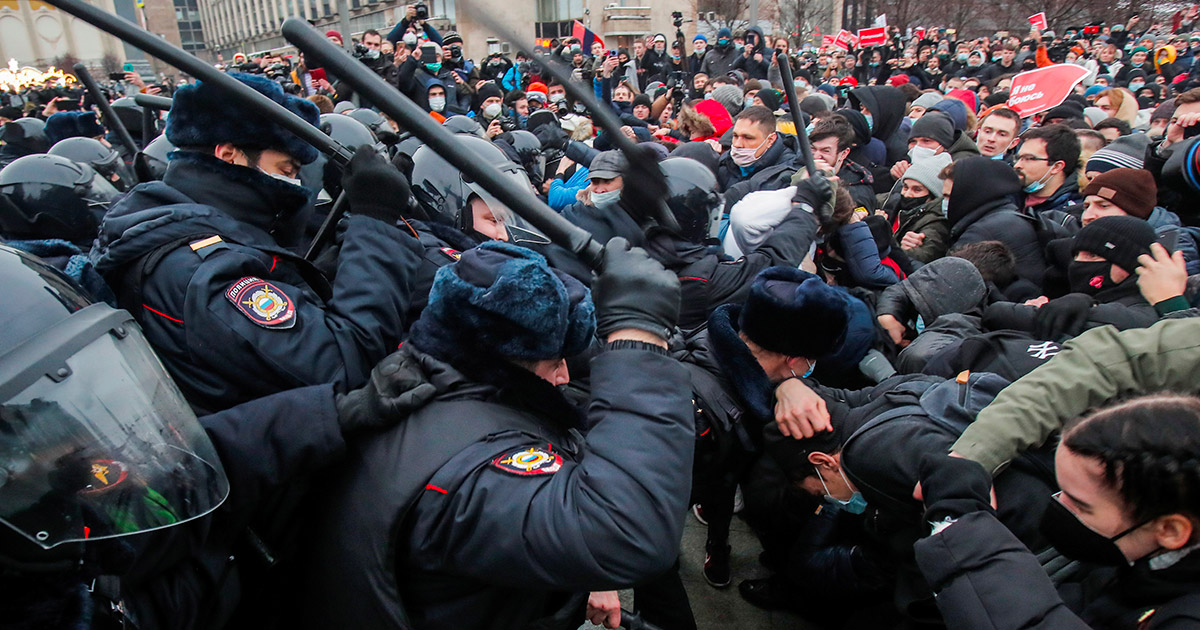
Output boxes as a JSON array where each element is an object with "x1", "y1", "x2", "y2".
[{"x1": 1015, "y1": 154, "x2": 1051, "y2": 163}]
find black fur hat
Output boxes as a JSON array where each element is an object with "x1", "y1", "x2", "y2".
[
  {"x1": 166, "y1": 72, "x2": 321, "y2": 164},
  {"x1": 738, "y1": 266, "x2": 849, "y2": 359}
]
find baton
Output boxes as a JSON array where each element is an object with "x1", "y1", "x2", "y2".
[
  {"x1": 133, "y1": 93, "x2": 174, "y2": 111},
  {"x1": 467, "y1": 7, "x2": 679, "y2": 232},
  {"x1": 73, "y1": 64, "x2": 139, "y2": 158},
  {"x1": 45, "y1": 0, "x2": 352, "y2": 167},
  {"x1": 282, "y1": 18, "x2": 605, "y2": 270},
  {"x1": 773, "y1": 52, "x2": 818, "y2": 178}
]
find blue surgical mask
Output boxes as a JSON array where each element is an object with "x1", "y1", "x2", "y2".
[
  {"x1": 864, "y1": 113, "x2": 874, "y2": 132},
  {"x1": 816, "y1": 466, "x2": 868, "y2": 514},
  {"x1": 1023, "y1": 169, "x2": 1054, "y2": 194},
  {"x1": 425, "y1": 62, "x2": 442, "y2": 73},
  {"x1": 915, "y1": 315, "x2": 926, "y2": 334},
  {"x1": 591, "y1": 187, "x2": 621, "y2": 207},
  {"x1": 790, "y1": 359, "x2": 816, "y2": 379},
  {"x1": 805, "y1": 121, "x2": 816, "y2": 135},
  {"x1": 1129, "y1": 81, "x2": 1145, "y2": 91}
]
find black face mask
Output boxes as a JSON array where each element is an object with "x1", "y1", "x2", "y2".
[
  {"x1": 1040, "y1": 494, "x2": 1146, "y2": 566},
  {"x1": 1068, "y1": 260, "x2": 1120, "y2": 295},
  {"x1": 898, "y1": 194, "x2": 930, "y2": 211}
]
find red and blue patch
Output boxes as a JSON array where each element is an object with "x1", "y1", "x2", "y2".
[
  {"x1": 226, "y1": 277, "x2": 296, "y2": 329},
  {"x1": 492, "y1": 446, "x2": 563, "y2": 476}
]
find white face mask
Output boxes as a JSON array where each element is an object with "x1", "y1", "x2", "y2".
[
  {"x1": 260, "y1": 168, "x2": 302, "y2": 188},
  {"x1": 941, "y1": 197, "x2": 950, "y2": 215},
  {"x1": 550, "y1": 92, "x2": 567, "y2": 104},
  {"x1": 591, "y1": 187, "x2": 621, "y2": 207},
  {"x1": 429, "y1": 95, "x2": 446, "y2": 112},
  {"x1": 731, "y1": 133, "x2": 775, "y2": 167},
  {"x1": 483, "y1": 102, "x2": 502, "y2": 118},
  {"x1": 909, "y1": 145, "x2": 939, "y2": 163}
]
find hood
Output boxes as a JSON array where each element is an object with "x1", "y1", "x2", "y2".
[
  {"x1": 947, "y1": 157, "x2": 1022, "y2": 227},
  {"x1": 848, "y1": 85, "x2": 906, "y2": 141},
  {"x1": 948, "y1": 130, "x2": 980, "y2": 157},
  {"x1": 901, "y1": 257, "x2": 987, "y2": 322},
  {"x1": 745, "y1": 26, "x2": 766, "y2": 50},
  {"x1": 837, "y1": 108, "x2": 872, "y2": 147},
  {"x1": 1147, "y1": 205, "x2": 1181, "y2": 229},
  {"x1": 1156, "y1": 45, "x2": 1178, "y2": 69},
  {"x1": 695, "y1": 99, "x2": 734, "y2": 138}
]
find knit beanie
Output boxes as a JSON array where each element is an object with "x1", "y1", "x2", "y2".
[
  {"x1": 1085, "y1": 134, "x2": 1148, "y2": 174},
  {"x1": 909, "y1": 112, "x2": 956, "y2": 149},
  {"x1": 902, "y1": 152, "x2": 953, "y2": 198},
  {"x1": 738, "y1": 267, "x2": 849, "y2": 359},
  {"x1": 632, "y1": 93, "x2": 653, "y2": 110},
  {"x1": 911, "y1": 92, "x2": 943, "y2": 112},
  {"x1": 711, "y1": 84, "x2": 745, "y2": 118},
  {"x1": 929, "y1": 97, "x2": 968, "y2": 131},
  {"x1": 756, "y1": 88, "x2": 781, "y2": 112},
  {"x1": 1080, "y1": 167, "x2": 1157, "y2": 219},
  {"x1": 409, "y1": 241, "x2": 596, "y2": 362},
  {"x1": 1071, "y1": 215, "x2": 1156, "y2": 273}
]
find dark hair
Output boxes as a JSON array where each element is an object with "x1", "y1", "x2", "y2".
[
  {"x1": 898, "y1": 82, "x2": 922, "y2": 102},
  {"x1": 1075, "y1": 129, "x2": 1106, "y2": 154},
  {"x1": 1094, "y1": 117, "x2": 1133, "y2": 136},
  {"x1": 735, "y1": 105, "x2": 777, "y2": 136},
  {"x1": 809, "y1": 115, "x2": 855, "y2": 152},
  {"x1": 362, "y1": 29, "x2": 381, "y2": 39},
  {"x1": 949, "y1": 240, "x2": 1017, "y2": 287},
  {"x1": 1176, "y1": 88, "x2": 1200, "y2": 106},
  {"x1": 939, "y1": 161, "x2": 955, "y2": 181},
  {"x1": 1063, "y1": 394, "x2": 1200, "y2": 523},
  {"x1": 1020, "y1": 123, "x2": 1083, "y2": 175},
  {"x1": 982, "y1": 107, "x2": 1021, "y2": 131},
  {"x1": 763, "y1": 414, "x2": 848, "y2": 482},
  {"x1": 504, "y1": 89, "x2": 527, "y2": 107}
]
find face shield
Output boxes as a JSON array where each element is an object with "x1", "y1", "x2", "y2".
[
  {"x1": 0, "y1": 305, "x2": 229, "y2": 550},
  {"x1": 464, "y1": 167, "x2": 549, "y2": 245}
]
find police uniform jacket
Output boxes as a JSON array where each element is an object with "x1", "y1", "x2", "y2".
[
  {"x1": 291, "y1": 343, "x2": 694, "y2": 630},
  {"x1": 91, "y1": 151, "x2": 421, "y2": 412}
]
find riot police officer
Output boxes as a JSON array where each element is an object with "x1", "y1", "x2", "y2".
[{"x1": 90, "y1": 72, "x2": 422, "y2": 412}]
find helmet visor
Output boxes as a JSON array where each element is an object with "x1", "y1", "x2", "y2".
[{"x1": 0, "y1": 306, "x2": 228, "y2": 549}]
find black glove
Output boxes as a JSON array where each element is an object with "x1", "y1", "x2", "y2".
[
  {"x1": 918, "y1": 453, "x2": 994, "y2": 523},
  {"x1": 593, "y1": 236, "x2": 680, "y2": 339},
  {"x1": 533, "y1": 122, "x2": 570, "y2": 151},
  {"x1": 1034, "y1": 292, "x2": 1094, "y2": 341},
  {"x1": 618, "y1": 144, "x2": 672, "y2": 229},
  {"x1": 791, "y1": 171, "x2": 834, "y2": 209},
  {"x1": 341, "y1": 144, "x2": 412, "y2": 225},
  {"x1": 335, "y1": 349, "x2": 438, "y2": 434}
]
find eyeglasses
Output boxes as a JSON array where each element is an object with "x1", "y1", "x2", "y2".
[{"x1": 1015, "y1": 154, "x2": 1051, "y2": 163}]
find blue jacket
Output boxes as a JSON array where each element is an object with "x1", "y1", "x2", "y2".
[
  {"x1": 90, "y1": 152, "x2": 422, "y2": 412},
  {"x1": 548, "y1": 165, "x2": 590, "y2": 211},
  {"x1": 835, "y1": 220, "x2": 901, "y2": 290}
]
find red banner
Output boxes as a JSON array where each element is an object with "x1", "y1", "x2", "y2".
[
  {"x1": 1028, "y1": 12, "x2": 1048, "y2": 30},
  {"x1": 1006, "y1": 64, "x2": 1091, "y2": 117},
  {"x1": 821, "y1": 35, "x2": 835, "y2": 49},
  {"x1": 833, "y1": 29, "x2": 854, "y2": 50},
  {"x1": 857, "y1": 26, "x2": 887, "y2": 47}
]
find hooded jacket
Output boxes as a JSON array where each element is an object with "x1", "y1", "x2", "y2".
[
  {"x1": 877, "y1": 191, "x2": 951, "y2": 263},
  {"x1": 849, "y1": 86, "x2": 910, "y2": 167},
  {"x1": 700, "y1": 41, "x2": 740, "y2": 78},
  {"x1": 90, "y1": 152, "x2": 422, "y2": 412},
  {"x1": 947, "y1": 157, "x2": 1047, "y2": 285}
]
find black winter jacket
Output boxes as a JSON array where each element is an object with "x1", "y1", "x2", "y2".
[{"x1": 947, "y1": 158, "x2": 1046, "y2": 285}]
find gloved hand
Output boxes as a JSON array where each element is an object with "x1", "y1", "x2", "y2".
[
  {"x1": 790, "y1": 171, "x2": 834, "y2": 210},
  {"x1": 1034, "y1": 292, "x2": 1094, "y2": 341},
  {"x1": 593, "y1": 236, "x2": 680, "y2": 340},
  {"x1": 533, "y1": 122, "x2": 570, "y2": 151},
  {"x1": 618, "y1": 144, "x2": 672, "y2": 229},
  {"x1": 341, "y1": 144, "x2": 412, "y2": 225},
  {"x1": 335, "y1": 348, "x2": 438, "y2": 434},
  {"x1": 918, "y1": 453, "x2": 994, "y2": 523}
]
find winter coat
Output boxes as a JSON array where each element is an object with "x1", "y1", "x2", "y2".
[
  {"x1": 952, "y1": 318, "x2": 1200, "y2": 474},
  {"x1": 947, "y1": 158, "x2": 1046, "y2": 285},
  {"x1": 291, "y1": 343, "x2": 693, "y2": 630},
  {"x1": 849, "y1": 85, "x2": 911, "y2": 167},
  {"x1": 1025, "y1": 178, "x2": 1083, "y2": 217},
  {"x1": 982, "y1": 278, "x2": 1158, "y2": 336},
  {"x1": 878, "y1": 193, "x2": 951, "y2": 263},
  {"x1": 700, "y1": 44, "x2": 739, "y2": 78},
  {"x1": 89, "y1": 151, "x2": 422, "y2": 412},
  {"x1": 947, "y1": 130, "x2": 981, "y2": 161},
  {"x1": 832, "y1": 220, "x2": 902, "y2": 290},
  {"x1": 875, "y1": 257, "x2": 989, "y2": 373}
]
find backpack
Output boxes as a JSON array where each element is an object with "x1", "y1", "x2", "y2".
[{"x1": 922, "y1": 330, "x2": 1062, "y2": 382}]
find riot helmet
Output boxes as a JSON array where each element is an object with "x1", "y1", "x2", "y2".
[
  {"x1": 319, "y1": 113, "x2": 383, "y2": 154},
  {"x1": 48, "y1": 137, "x2": 134, "y2": 192},
  {"x1": 0, "y1": 154, "x2": 121, "y2": 245},
  {"x1": 346, "y1": 108, "x2": 398, "y2": 145},
  {"x1": 0, "y1": 245, "x2": 228, "y2": 568},
  {"x1": 134, "y1": 133, "x2": 175, "y2": 183},
  {"x1": 108, "y1": 97, "x2": 145, "y2": 138},
  {"x1": 0, "y1": 118, "x2": 50, "y2": 162},
  {"x1": 507, "y1": 130, "x2": 545, "y2": 184},
  {"x1": 661, "y1": 157, "x2": 722, "y2": 243},
  {"x1": 441, "y1": 115, "x2": 485, "y2": 138}
]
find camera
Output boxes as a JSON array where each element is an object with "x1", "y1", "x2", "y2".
[
  {"x1": 672, "y1": 11, "x2": 684, "y2": 28},
  {"x1": 497, "y1": 115, "x2": 518, "y2": 132},
  {"x1": 414, "y1": 3, "x2": 428, "y2": 20}
]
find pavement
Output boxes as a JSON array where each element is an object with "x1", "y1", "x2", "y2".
[{"x1": 581, "y1": 510, "x2": 817, "y2": 630}]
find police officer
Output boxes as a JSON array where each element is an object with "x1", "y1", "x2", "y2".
[
  {"x1": 0, "y1": 243, "x2": 425, "y2": 628},
  {"x1": 90, "y1": 73, "x2": 422, "y2": 412},
  {"x1": 292, "y1": 238, "x2": 693, "y2": 629}
]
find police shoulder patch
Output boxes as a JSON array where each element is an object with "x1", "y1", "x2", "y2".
[
  {"x1": 439, "y1": 247, "x2": 462, "y2": 261},
  {"x1": 225, "y1": 277, "x2": 297, "y2": 329},
  {"x1": 492, "y1": 446, "x2": 563, "y2": 476}
]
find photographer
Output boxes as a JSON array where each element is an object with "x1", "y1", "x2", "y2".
[
  {"x1": 396, "y1": 42, "x2": 469, "y2": 115},
  {"x1": 386, "y1": 3, "x2": 442, "y2": 47},
  {"x1": 355, "y1": 29, "x2": 398, "y2": 83}
]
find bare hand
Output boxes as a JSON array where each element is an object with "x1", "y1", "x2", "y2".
[
  {"x1": 475, "y1": 79, "x2": 490, "y2": 90},
  {"x1": 486, "y1": 119, "x2": 503, "y2": 139},
  {"x1": 1137, "y1": 242, "x2": 1189, "y2": 305},
  {"x1": 405, "y1": 3, "x2": 416, "y2": 19},
  {"x1": 620, "y1": 125, "x2": 636, "y2": 141},
  {"x1": 877, "y1": 313, "x2": 908, "y2": 346},
  {"x1": 145, "y1": 86, "x2": 162, "y2": 95},
  {"x1": 900, "y1": 231, "x2": 926, "y2": 250},
  {"x1": 124, "y1": 71, "x2": 146, "y2": 88},
  {"x1": 394, "y1": 46, "x2": 410, "y2": 66},
  {"x1": 773, "y1": 378, "x2": 832, "y2": 439},
  {"x1": 1165, "y1": 112, "x2": 1200, "y2": 148},
  {"x1": 890, "y1": 160, "x2": 911, "y2": 180},
  {"x1": 586, "y1": 591, "x2": 621, "y2": 628}
]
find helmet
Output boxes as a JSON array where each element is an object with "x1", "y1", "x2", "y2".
[
  {"x1": 109, "y1": 96, "x2": 145, "y2": 137},
  {"x1": 135, "y1": 133, "x2": 175, "y2": 182},
  {"x1": 0, "y1": 118, "x2": 49, "y2": 158},
  {"x1": 319, "y1": 113, "x2": 383, "y2": 154},
  {"x1": 662, "y1": 157, "x2": 722, "y2": 243},
  {"x1": 441, "y1": 115, "x2": 485, "y2": 138},
  {"x1": 411, "y1": 135, "x2": 543, "y2": 242},
  {"x1": 0, "y1": 154, "x2": 121, "y2": 244},
  {"x1": 507, "y1": 130, "x2": 545, "y2": 184},
  {"x1": 48, "y1": 137, "x2": 134, "y2": 192},
  {"x1": 396, "y1": 134, "x2": 424, "y2": 160},
  {"x1": 0, "y1": 245, "x2": 228, "y2": 567},
  {"x1": 346, "y1": 108, "x2": 397, "y2": 144}
]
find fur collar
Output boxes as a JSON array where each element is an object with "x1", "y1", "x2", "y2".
[{"x1": 706, "y1": 304, "x2": 776, "y2": 421}]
